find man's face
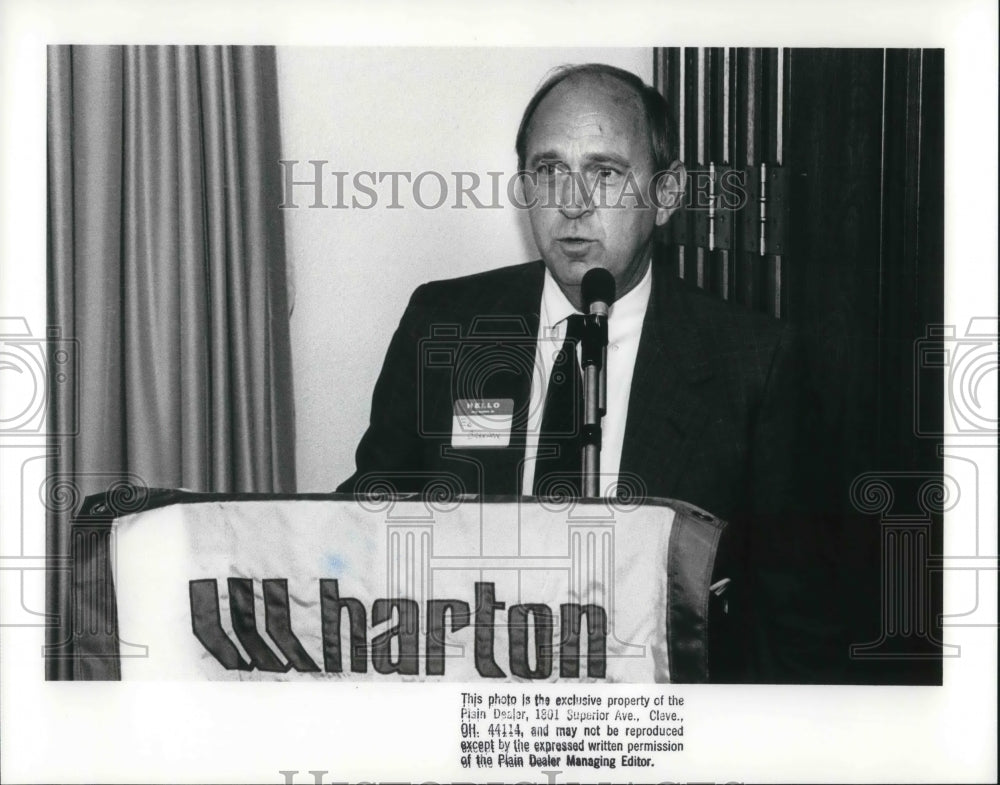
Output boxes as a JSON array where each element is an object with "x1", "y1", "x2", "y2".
[{"x1": 522, "y1": 76, "x2": 678, "y2": 308}]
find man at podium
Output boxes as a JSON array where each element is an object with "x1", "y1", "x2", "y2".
[{"x1": 338, "y1": 64, "x2": 833, "y2": 681}]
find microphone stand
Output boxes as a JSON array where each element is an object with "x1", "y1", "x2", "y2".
[{"x1": 580, "y1": 309, "x2": 608, "y2": 498}]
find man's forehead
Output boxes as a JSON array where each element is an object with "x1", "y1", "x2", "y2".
[
  {"x1": 525, "y1": 77, "x2": 647, "y2": 149},
  {"x1": 531, "y1": 111, "x2": 621, "y2": 140}
]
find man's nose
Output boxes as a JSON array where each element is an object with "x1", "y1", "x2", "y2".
[{"x1": 556, "y1": 171, "x2": 594, "y2": 219}]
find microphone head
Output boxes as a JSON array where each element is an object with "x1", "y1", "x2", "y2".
[{"x1": 581, "y1": 267, "x2": 616, "y2": 309}]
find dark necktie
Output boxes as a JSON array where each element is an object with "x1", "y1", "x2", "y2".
[{"x1": 533, "y1": 314, "x2": 585, "y2": 497}]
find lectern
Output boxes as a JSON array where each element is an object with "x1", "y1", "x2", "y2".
[{"x1": 69, "y1": 488, "x2": 738, "y2": 682}]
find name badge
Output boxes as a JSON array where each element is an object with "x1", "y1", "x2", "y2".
[{"x1": 451, "y1": 398, "x2": 513, "y2": 448}]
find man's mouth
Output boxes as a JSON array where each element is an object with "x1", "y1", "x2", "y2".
[{"x1": 556, "y1": 237, "x2": 596, "y2": 256}]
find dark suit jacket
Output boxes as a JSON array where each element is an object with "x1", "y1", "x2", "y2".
[{"x1": 339, "y1": 259, "x2": 837, "y2": 681}]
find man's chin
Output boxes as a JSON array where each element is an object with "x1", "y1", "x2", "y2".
[{"x1": 543, "y1": 256, "x2": 599, "y2": 287}]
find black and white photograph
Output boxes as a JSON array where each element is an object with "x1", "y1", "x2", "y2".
[{"x1": 0, "y1": 1, "x2": 996, "y2": 783}]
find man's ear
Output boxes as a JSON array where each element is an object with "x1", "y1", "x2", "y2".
[{"x1": 654, "y1": 160, "x2": 686, "y2": 226}]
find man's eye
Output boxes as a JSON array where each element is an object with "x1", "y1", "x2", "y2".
[
  {"x1": 535, "y1": 163, "x2": 563, "y2": 177},
  {"x1": 596, "y1": 167, "x2": 621, "y2": 180}
]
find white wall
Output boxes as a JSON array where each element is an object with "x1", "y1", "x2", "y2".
[{"x1": 277, "y1": 48, "x2": 653, "y2": 491}]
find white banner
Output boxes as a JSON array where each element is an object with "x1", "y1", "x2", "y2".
[{"x1": 97, "y1": 495, "x2": 727, "y2": 682}]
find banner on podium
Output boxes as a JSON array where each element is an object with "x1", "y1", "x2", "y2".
[{"x1": 71, "y1": 490, "x2": 730, "y2": 682}]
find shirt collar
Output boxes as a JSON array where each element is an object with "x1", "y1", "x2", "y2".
[{"x1": 540, "y1": 262, "x2": 653, "y2": 329}]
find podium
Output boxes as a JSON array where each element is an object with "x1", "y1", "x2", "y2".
[{"x1": 69, "y1": 489, "x2": 737, "y2": 682}]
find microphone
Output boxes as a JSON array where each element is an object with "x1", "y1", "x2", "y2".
[
  {"x1": 579, "y1": 268, "x2": 616, "y2": 498},
  {"x1": 579, "y1": 268, "x2": 615, "y2": 376},
  {"x1": 581, "y1": 267, "x2": 616, "y2": 317}
]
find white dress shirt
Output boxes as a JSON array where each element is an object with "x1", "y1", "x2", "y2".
[{"x1": 521, "y1": 263, "x2": 653, "y2": 496}]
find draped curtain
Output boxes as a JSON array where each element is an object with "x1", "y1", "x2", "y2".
[{"x1": 46, "y1": 46, "x2": 296, "y2": 679}]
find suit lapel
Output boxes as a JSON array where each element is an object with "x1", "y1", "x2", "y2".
[
  {"x1": 482, "y1": 262, "x2": 543, "y2": 444},
  {"x1": 440, "y1": 260, "x2": 716, "y2": 499},
  {"x1": 620, "y1": 265, "x2": 715, "y2": 499},
  {"x1": 442, "y1": 262, "x2": 544, "y2": 495}
]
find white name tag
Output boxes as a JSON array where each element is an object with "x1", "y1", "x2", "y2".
[{"x1": 451, "y1": 398, "x2": 513, "y2": 448}]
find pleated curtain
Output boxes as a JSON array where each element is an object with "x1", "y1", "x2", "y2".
[{"x1": 46, "y1": 46, "x2": 296, "y2": 679}]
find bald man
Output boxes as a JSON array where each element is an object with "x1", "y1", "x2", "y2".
[{"x1": 339, "y1": 64, "x2": 836, "y2": 682}]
